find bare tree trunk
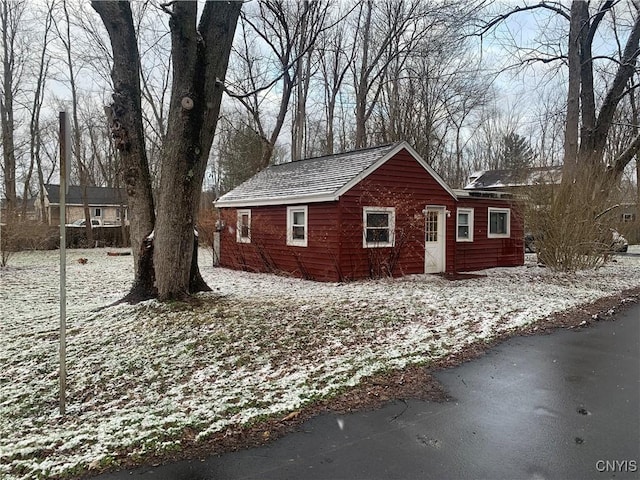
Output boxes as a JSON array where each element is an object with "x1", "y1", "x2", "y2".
[
  {"x1": 153, "y1": 1, "x2": 240, "y2": 300},
  {"x1": 92, "y1": 1, "x2": 156, "y2": 294},
  {"x1": 23, "y1": 0, "x2": 51, "y2": 222},
  {"x1": 561, "y1": 1, "x2": 583, "y2": 184},
  {"x1": 353, "y1": 1, "x2": 372, "y2": 149},
  {"x1": 55, "y1": 0, "x2": 94, "y2": 242},
  {"x1": 0, "y1": 0, "x2": 20, "y2": 222},
  {"x1": 319, "y1": 24, "x2": 352, "y2": 156},
  {"x1": 292, "y1": 51, "x2": 312, "y2": 161}
]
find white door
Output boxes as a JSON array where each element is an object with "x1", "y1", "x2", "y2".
[{"x1": 424, "y1": 206, "x2": 446, "y2": 273}]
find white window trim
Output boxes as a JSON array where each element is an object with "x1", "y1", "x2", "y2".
[
  {"x1": 236, "y1": 209, "x2": 251, "y2": 243},
  {"x1": 363, "y1": 206, "x2": 395, "y2": 248},
  {"x1": 456, "y1": 208, "x2": 474, "y2": 242},
  {"x1": 488, "y1": 207, "x2": 510, "y2": 238},
  {"x1": 287, "y1": 205, "x2": 308, "y2": 247}
]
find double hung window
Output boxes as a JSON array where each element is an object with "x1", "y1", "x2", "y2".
[
  {"x1": 237, "y1": 209, "x2": 251, "y2": 243},
  {"x1": 287, "y1": 206, "x2": 308, "y2": 247},
  {"x1": 456, "y1": 208, "x2": 474, "y2": 242},
  {"x1": 488, "y1": 208, "x2": 510, "y2": 238},
  {"x1": 363, "y1": 207, "x2": 395, "y2": 248}
]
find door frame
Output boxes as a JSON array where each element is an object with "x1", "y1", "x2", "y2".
[{"x1": 424, "y1": 205, "x2": 446, "y2": 273}]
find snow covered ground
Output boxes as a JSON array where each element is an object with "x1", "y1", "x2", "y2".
[{"x1": 1, "y1": 248, "x2": 640, "y2": 479}]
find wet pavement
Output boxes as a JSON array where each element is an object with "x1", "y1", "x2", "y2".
[{"x1": 93, "y1": 303, "x2": 640, "y2": 480}]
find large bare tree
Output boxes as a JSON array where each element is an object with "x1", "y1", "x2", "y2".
[
  {"x1": 229, "y1": 0, "x2": 330, "y2": 166},
  {"x1": 480, "y1": 1, "x2": 640, "y2": 187},
  {"x1": 92, "y1": 0, "x2": 242, "y2": 301}
]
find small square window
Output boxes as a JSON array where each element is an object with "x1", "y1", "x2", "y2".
[
  {"x1": 287, "y1": 206, "x2": 307, "y2": 247},
  {"x1": 457, "y1": 208, "x2": 474, "y2": 242},
  {"x1": 236, "y1": 209, "x2": 251, "y2": 243},
  {"x1": 363, "y1": 207, "x2": 395, "y2": 248},
  {"x1": 488, "y1": 207, "x2": 510, "y2": 238}
]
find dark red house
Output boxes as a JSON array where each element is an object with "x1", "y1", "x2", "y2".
[{"x1": 214, "y1": 142, "x2": 524, "y2": 281}]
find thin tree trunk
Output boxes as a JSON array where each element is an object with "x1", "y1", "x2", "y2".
[{"x1": 562, "y1": 1, "x2": 583, "y2": 184}]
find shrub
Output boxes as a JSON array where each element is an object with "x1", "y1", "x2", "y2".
[{"x1": 525, "y1": 168, "x2": 628, "y2": 271}]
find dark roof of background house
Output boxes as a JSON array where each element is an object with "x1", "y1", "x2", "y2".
[
  {"x1": 464, "y1": 166, "x2": 563, "y2": 190},
  {"x1": 215, "y1": 143, "x2": 399, "y2": 206},
  {"x1": 44, "y1": 184, "x2": 127, "y2": 206}
]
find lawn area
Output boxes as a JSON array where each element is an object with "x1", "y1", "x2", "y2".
[{"x1": 1, "y1": 247, "x2": 640, "y2": 479}]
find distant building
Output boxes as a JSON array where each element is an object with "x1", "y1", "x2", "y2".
[
  {"x1": 37, "y1": 184, "x2": 128, "y2": 226},
  {"x1": 464, "y1": 166, "x2": 563, "y2": 192}
]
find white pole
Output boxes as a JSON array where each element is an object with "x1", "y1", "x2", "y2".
[{"x1": 59, "y1": 111, "x2": 69, "y2": 415}]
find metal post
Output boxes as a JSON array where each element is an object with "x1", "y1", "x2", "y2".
[{"x1": 59, "y1": 111, "x2": 69, "y2": 415}]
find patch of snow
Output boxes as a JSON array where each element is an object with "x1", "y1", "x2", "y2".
[{"x1": 1, "y1": 247, "x2": 640, "y2": 478}]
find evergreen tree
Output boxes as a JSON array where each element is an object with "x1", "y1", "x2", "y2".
[
  {"x1": 217, "y1": 123, "x2": 266, "y2": 195},
  {"x1": 499, "y1": 132, "x2": 535, "y2": 170}
]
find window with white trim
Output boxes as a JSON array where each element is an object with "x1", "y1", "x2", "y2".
[
  {"x1": 488, "y1": 207, "x2": 510, "y2": 238},
  {"x1": 93, "y1": 207, "x2": 102, "y2": 218},
  {"x1": 456, "y1": 208, "x2": 474, "y2": 242},
  {"x1": 363, "y1": 207, "x2": 395, "y2": 248},
  {"x1": 236, "y1": 209, "x2": 251, "y2": 243},
  {"x1": 287, "y1": 205, "x2": 308, "y2": 247}
]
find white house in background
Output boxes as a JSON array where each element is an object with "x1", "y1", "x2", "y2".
[{"x1": 38, "y1": 184, "x2": 128, "y2": 226}]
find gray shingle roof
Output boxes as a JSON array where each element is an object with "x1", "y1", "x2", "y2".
[
  {"x1": 45, "y1": 184, "x2": 127, "y2": 206},
  {"x1": 464, "y1": 166, "x2": 563, "y2": 190},
  {"x1": 215, "y1": 143, "x2": 400, "y2": 207}
]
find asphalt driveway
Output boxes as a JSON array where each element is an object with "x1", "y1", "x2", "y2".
[{"x1": 92, "y1": 302, "x2": 640, "y2": 480}]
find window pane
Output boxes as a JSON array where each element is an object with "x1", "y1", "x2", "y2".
[
  {"x1": 240, "y1": 214, "x2": 249, "y2": 237},
  {"x1": 458, "y1": 212, "x2": 468, "y2": 226},
  {"x1": 293, "y1": 225, "x2": 305, "y2": 239},
  {"x1": 367, "y1": 213, "x2": 389, "y2": 228},
  {"x1": 426, "y1": 211, "x2": 438, "y2": 242},
  {"x1": 293, "y1": 211, "x2": 305, "y2": 225},
  {"x1": 490, "y1": 212, "x2": 507, "y2": 234},
  {"x1": 458, "y1": 226, "x2": 469, "y2": 238},
  {"x1": 366, "y1": 228, "x2": 389, "y2": 243}
]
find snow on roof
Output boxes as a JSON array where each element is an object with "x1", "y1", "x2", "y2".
[
  {"x1": 214, "y1": 141, "x2": 457, "y2": 207},
  {"x1": 464, "y1": 166, "x2": 563, "y2": 190},
  {"x1": 215, "y1": 143, "x2": 397, "y2": 207}
]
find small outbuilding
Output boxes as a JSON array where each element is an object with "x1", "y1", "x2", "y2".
[{"x1": 214, "y1": 141, "x2": 524, "y2": 281}]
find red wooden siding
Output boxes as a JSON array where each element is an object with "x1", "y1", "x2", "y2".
[
  {"x1": 454, "y1": 197, "x2": 525, "y2": 271},
  {"x1": 217, "y1": 148, "x2": 524, "y2": 281},
  {"x1": 218, "y1": 202, "x2": 343, "y2": 281},
  {"x1": 336, "y1": 150, "x2": 456, "y2": 279}
]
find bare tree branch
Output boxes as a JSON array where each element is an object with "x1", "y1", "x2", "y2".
[{"x1": 475, "y1": 2, "x2": 570, "y2": 37}]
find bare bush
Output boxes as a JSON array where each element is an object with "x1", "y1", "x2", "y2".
[
  {"x1": 525, "y1": 169, "x2": 626, "y2": 271},
  {"x1": 1, "y1": 223, "x2": 62, "y2": 266},
  {"x1": 196, "y1": 208, "x2": 219, "y2": 250},
  {"x1": 0, "y1": 223, "x2": 17, "y2": 267}
]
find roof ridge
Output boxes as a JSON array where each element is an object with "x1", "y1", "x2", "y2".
[{"x1": 277, "y1": 142, "x2": 395, "y2": 165}]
